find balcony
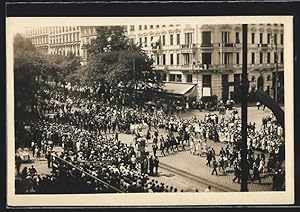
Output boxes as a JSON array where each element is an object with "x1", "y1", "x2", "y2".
[
  {"x1": 178, "y1": 44, "x2": 197, "y2": 53},
  {"x1": 219, "y1": 43, "x2": 236, "y2": 48},
  {"x1": 200, "y1": 43, "x2": 214, "y2": 50},
  {"x1": 218, "y1": 43, "x2": 237, "y2": 52},
  {"x1": 258, "y1": 43, "x2": 269, "y2": 51}
]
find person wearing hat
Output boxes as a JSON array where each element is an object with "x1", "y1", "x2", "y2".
[{"x1": 211, "y1": 158, "x2": 218, "y2": 176}]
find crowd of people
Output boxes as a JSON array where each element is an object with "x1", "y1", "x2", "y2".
[{"x1": 16, "y1": 84, "x2": 285, "y2": 193}]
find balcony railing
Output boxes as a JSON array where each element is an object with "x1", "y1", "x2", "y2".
[
  {"x1": 180, "y1": 44, "x2": 196, "y2": 49},
  {"x1": 219, "y1": 43, "x2": 236, "y2": 48},
  {"x1": 258, "y1": 44, "x2": 269, "y2": 48},
  {"x1": 200, "y1": 43, "x2": 213, "y2": 47}
]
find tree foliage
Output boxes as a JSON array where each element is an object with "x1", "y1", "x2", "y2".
[
  {"x1": 84, "y1": 26, "x2": 162, "y2": 98},
  {"x1": 43, "y1": 53, "x2": 81, "y2": 84}
]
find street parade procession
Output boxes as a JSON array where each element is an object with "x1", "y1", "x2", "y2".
[
  {"x1": 13, "y1": 24, "x2": 286, "y2": 194},
  {"x1": 15, "y1": 83, "x2": 285, "y2": 193}
]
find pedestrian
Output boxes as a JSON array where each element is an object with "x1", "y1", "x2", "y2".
[
  {"x1": 154, "y1": 156, "x2": 159, "y2": 176},
  {"x1": 211, "y1": 158, "x2": 218, "y2": 176},
  {"x1": 146, "y1": 129, "x2": 151, "y2": 142},
  {"x1": 206, "y1": 150, "x2": 212, "y2": 167},
  {"x1": 252, "y1": 163, "x2": 261, "y2": 184},
  {"x1": 46, "y1": 151, "x2": 52, "y2": 168},
  {"x1": 154, "y1": 129, "x2": 159, "y2": 138},
  {"x1": 205, "y1": 185, "x2": 211, "y2": 192},
  {"x1": 149, "y1": 156, "x2": 154, "y2": 176},
  {"x1": 152, "y1": 143, "x2": 158, "y2": 157},
  {"x1": 15, "y1": 155, "x2": 22, "y2": 176},
  {"x1": 232, "y1": 164, "x2": 241, "y2": 183},
  {"x1": 256, "y1": 101, "x2": 261, "y2": 110},
  {"x1": 159, "y1": 138, "x2": 165, "y2": 156}
]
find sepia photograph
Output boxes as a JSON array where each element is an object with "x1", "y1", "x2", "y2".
[{"x1": 6, "y1": 16, "x2": 294, "y2": 206}]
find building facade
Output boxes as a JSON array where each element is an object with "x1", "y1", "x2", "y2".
[
  {"x1": 126, "y1": 24, "x2": 284, "y2": 102},
  {"x1": 25, "y1": 26, "x2": 98, "y2": 65}
]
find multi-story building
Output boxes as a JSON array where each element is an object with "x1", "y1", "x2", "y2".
[
  {"x1": 25, "y1": 26, "x2": 98, "y2": 65},
  {"x1": 126, "y1": 24, "x2": 284, "y2": 103}
]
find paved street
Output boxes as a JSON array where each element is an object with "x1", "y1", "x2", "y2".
[{"x1": 17, "y1": 106, "x2": 276, "y2": 192}]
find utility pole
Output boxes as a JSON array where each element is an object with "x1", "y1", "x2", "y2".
[
  {"x1": 241, "y1": 24, "x2": 249, "y2": 192},
  {"x1": 274, "y1": 38, "x2": 278, "y2": 103},
  {"x1": 133, "y1": 58, "x2": 137, "y2": 106}
]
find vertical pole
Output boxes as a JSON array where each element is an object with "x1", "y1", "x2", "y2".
[
  {"x1": 275, "y1": 41, "x2": 278, "y2": 103},
  {"x1": 133, "y1": 58, "x2": 136, "y2": 106},
  {"x1": 241, "y1": 24, "x2": 249, "y2": 192}
]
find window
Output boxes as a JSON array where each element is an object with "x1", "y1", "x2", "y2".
[
  {"x1": 222, "y1": 32, "x2": 230, "y2": 43},
  {"x1": 202, "y1": 75, "x2": 211, "y2": 87},
  {"x1": 234, "y1": 74, "x2": 241, "y2": 84},
  {"x1": 150, "y1": 25, "x2": 153, "y2": 29},
  {"x1": 144, "y1": 25, "x2": 147, "y2": 30},
  {"x1": 267, "y1": 33, "x2": 271, "y2": 44},
  {"x1": 157, "y1": 54, "x2": 160, "y2": 65},
  {"x1": 224, "y1": 52, "x2": 232, "y2": 64},
  {"x1": 170, "y1": 54, "x2": 174, "y2": 65},
  {"x1": 235, "y1": 32, "x2": 240, "y2": 43},
  {"x1": 280, "y1": 34, "x2": 284, "y2": 45},
  {"x1": 162, "y1": 25, "x2": 166, "y2": 28},
  {"x1": 251, "y1": 33, "x2": 256, "y2": 44},
  {"x1": 267, "y1": 52, "x2": 271, "y2": 63},
  {"x1": 170, "y1": 34, "x2": 173, "y2": 45},
  {"x1": 162, "y1": 35, "x2": 166, "y2": 45},
  {"x1": 183, "y1": 53, "x2": 190, "y2": 65},
  {"x1": 274, "y1": 52, "x2": 277, "y2": 63},
  {"x1": 144, "y1": 37, "x2": 147, "y2": 47},
  {"x1": 274, "y1": 34, "x2": 277, "y2": 44},
  {"x1": 259, "y1": 33, "x2": 263, "y2": 44},
  {"x1": 184, "y1": 33, "x2": 192, "y2": 44},
  {"x1": 169, "y1": 74, "x2": 175, "y2": 82},
  {"x1": 156, "y1": 25, "x2": 159, "y2": 28},
  {"x1": 130, "y1": 25, "x2": 135, "y2": 31},
  {"x1": 176, "y1": 74, "x2": 182, "y2": 82},
  {"x1": 177, "y1": 54, "x2": 180, "y2": 65},
  {"x1": 202, "y1": 53, "x2": 211, "y2": 65},
  {"x1": 139, "y1": 37, "x2": 142, "y2": 45},
  {"x1": 187, "y1": 74, "x2": 193, "y2": 83},
  {"x1": 176, "y1": 34, "x2": 180, "y2": 45},
  {"x1": 162, "y1": 73, "x2": 167, "y2": 81},
  {"x1": 260, "y1": 52, "x2": 263, "y2": 64},
  {"x1": 236, "y1": 52, "x2": 240, "y2": 64},
  {"x1": 139, "y1": 25, "x2": 142, "y2": 30},
  {"x1": 280, "y1": 52, "x2": 284, "y2": 64},
  {"x1": 251, "y1": 76, "x2": 255, "y2": 82},
  {"x1": 202, "y1": 32, "x2": 212, "y2": 45},
  {"x1": 163, "y1": 54, "x2": 166, "y2": 65},
  {"x1": 251, "y1": 52, "x2": 255, "y2": 64}
]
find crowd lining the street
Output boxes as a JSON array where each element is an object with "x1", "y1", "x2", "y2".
[{"x1": 16, "y1": 85, "x2": 285, "y2": 193}]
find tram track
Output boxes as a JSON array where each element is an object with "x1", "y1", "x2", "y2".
[{"x1": 159, "y1": 162, "x2": 237, "y2": 192}]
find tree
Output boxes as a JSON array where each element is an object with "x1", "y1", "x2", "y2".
[
  {"x1": 43, "y1": 53, "x2": 81, "y2": 86},
  {"x1": 85, "y1": 26, "x2": 162, "y2": 105},
  {"x1": 14, "y1": 33, "x2": 42, "y2": 119}
]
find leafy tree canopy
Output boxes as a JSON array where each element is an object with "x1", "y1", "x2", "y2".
[{"x1": 85, "y1": 26, "x2": 162, "y2": 92}]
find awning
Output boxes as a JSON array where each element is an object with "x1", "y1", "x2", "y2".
[
  {"x1": 151, "y1": 36, "x2": 160, "y2": 44},
  {"x1": 162, "y1": 82, "x2": 197, "y2": 97}
]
